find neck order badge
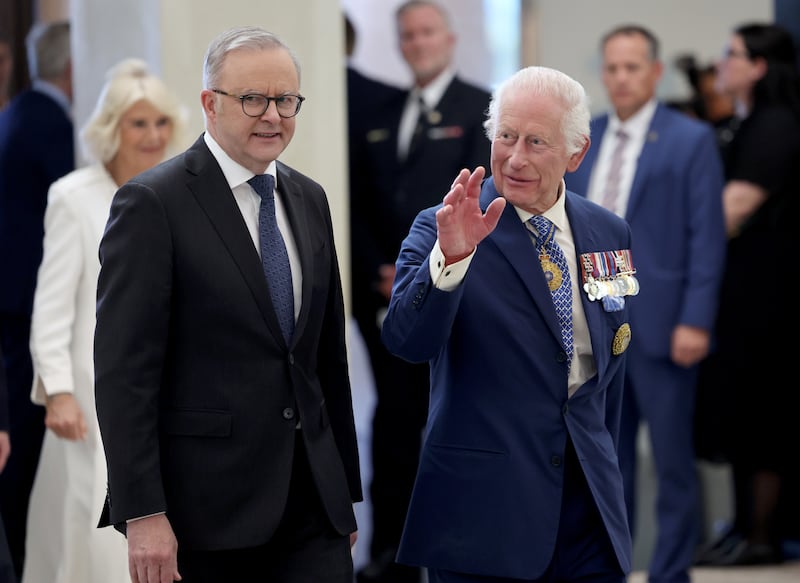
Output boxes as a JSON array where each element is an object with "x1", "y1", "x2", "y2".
[{"x1": 530, "y1": 215, "x2": 573, "y2": 364}]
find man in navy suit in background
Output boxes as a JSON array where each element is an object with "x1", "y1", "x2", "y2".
[
  {"x1": 0, "y1": 21, "x2": 73, "y2": 580},
  {"x1": 350, "y1": 3, "x2": 491, "y2": 581},
  {"x1": 565, "y1": 25, "x2": 726, "y2": 583}
]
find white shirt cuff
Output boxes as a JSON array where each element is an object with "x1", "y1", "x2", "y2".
[{"x1": 429, "y1": 240, "x2": 475, "y2": 291}]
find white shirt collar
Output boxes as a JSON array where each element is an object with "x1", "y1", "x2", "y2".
[
  {"x1": 513, "y1": 179, "x2": 569, "y2": 232},
  {"x1": 414, "y1": 66, "x2": 456, "y2": 110},
  {"x1": 203, "y1": 132, "x2": 278, "y2": 189},
  {"x1": 609, "y1": 98, "x2": 657, "y2": 141}
]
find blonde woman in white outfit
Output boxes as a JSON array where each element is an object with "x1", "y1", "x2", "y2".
[{"x1": 24, "y1": 58, "x2": 186, "y2": 583}]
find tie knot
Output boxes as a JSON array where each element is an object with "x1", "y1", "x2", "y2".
[
  {"x1": 248, "y1": 174, "x2": 275, "y2": 200},
  {"x1": 529, "y1": 215, "x2": 553, "y2": 236},
  {"x1": 529, "y1": 215, "x2": 556, "y2": 248}
]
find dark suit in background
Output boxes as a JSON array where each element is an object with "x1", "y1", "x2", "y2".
[
  {"x1": 350, "y1": 3, "x2": 491, "y2": 581},
  {"x1": 347, "y1": 63, "x2": 403, "y2": 329},
  {"x1": 95, "y1": 27, "x2": 361, "y2": 583},
  {"x1": 0, "y1": 338, "x2": 18, "y2": 582},
  {"x1": 0, "y1": 21, "x2": 73, "y2": 580}
]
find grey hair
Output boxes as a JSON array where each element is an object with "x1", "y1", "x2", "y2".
[
  {"x1": 202, "y1": 26, "x2": 301, "y2": 89},
  {"x1": 601, "y1": 25, "x2": 660, "y2": 62},
  {"x1": 483, "y1": 66, "x2": 590, "y2": 156},
  {"x1": 395, "y1": 1, "x2": 452, "y2": 30},
  {"x1": 26, "y1": 20, "x2": 70, "y2": 81},
  {"x1": 80, "y1": 58, "x2": 188, "y2": 163}
]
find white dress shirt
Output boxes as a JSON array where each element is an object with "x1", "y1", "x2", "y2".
[
  {"x1": 204, "y1": 132, "x2": 302, "y2": 322},
  {"x1": 397, "y1": 67, "x2": 456, "y2": 160}
]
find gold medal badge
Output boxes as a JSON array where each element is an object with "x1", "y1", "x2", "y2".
[
  {"x1": 612, "y1": 323, "x2": 631, "y2": 355},
  {"x1": 539, "y1": 254, "x2": 563, "y2": 291}
]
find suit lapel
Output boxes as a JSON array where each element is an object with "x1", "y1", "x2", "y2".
[
  {"x1": 183, "y1": 138, "x2": 287, "y2": 345},
  {"x1": 276, "y1": 162, "x2": 312, "y2": 347},
  {"x1": 566, "y1": 195, "x2": 613, "y2": 378},
  {"x1": 480, "y1": 179, "x2": 564, "y2": 351},
  {"x1": 625, "y1": 105, "x2": 664, "y2": 221}
]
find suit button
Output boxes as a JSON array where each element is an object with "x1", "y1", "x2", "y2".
[
  {"x1": 550, "y1": 455, "x2": 562, "y2": 467},
  {"x1": 282, "y1": 408, "x2": 295, "y2": 420},
  {"x1": 562, "y1": 403, "x2": 569, "y2": 415},
  {"x1": 288, "y1": 353, "x2": 294, "y2": 365},
  {"x1": 556, "y1": 351, "x2": 568, "y2": 363}
]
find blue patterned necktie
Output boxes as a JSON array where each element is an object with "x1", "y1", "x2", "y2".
[
  {"x1": 529, "y1": 215, "x2": 573, "y2": 365},
  {"x1": 249, "y1": 174, "x2": 294, "y2": 344}
]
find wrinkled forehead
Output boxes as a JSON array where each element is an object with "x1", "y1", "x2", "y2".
[{"x1": 219, "y1": 47, "x2": 299, "y2": 91}]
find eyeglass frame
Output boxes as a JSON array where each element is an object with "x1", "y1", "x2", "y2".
[
  {"x1": 210, "y1": 89, "x2": 306, "y2": 118},
  {"x1": 722, "y1": 47, "x2": 750, "y2": 61}
]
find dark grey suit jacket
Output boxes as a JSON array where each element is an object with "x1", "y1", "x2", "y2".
[{"x1": 94, "y1": 135, "x2": 362, "y2": 550}]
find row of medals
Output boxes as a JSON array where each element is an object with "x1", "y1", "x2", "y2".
[
  {"x1": 581, "y1": 250, "x2": 639, "y2": 301},
  {"x1": 538, "y1": 249, "x2": 639, "y2": 300},
  {"x1": 539, "y1": 243, "x2": 639, "y2": 301},
  {"x1": 583, "y1": 273, "x2": 639, "y2": 301}
]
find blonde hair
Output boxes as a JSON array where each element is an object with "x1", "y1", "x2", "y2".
[{"x1": 80, "y1": 58, "x2": 187, "y2": 163}]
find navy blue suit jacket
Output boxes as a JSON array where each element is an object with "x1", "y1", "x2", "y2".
[
  {"x1": 381, "y1": 178, "x2": 633, "y2": 579},
  {"x1": 0, "y1": 89, "x2": 74, "y2": 315},
  {"x1": 566, "y1": 104, "x2": 725, "y2": 359}
]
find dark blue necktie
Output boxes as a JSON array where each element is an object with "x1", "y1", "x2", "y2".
[
  {"x1": 249, "y1": 174, "x2": 294, "y2": 343},
  {"x1": 529, "y1": 215, "x2": 573, "y2": 365},
  {"x1": 408, "y1": 95, "x2": 428, "y2": 157}
]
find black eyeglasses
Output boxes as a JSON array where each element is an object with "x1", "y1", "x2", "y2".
[
  {"x1": 723, "y1": 47, "x2": 750, "y2": 60},
  {"x1": 211, "y1": 89, "x2": 305, "y2": 118}
]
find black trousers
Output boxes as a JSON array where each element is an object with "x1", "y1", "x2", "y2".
[
  {"x1": 0, "y1": 314, "x2": 44, "y2": 581},
  {"x1": 176, "y1": 431, "x2": 352, "y2": 583},
  {"x1": 355, "y1": 306, "x2": 429, "y2": 561},
  {"x1": 0, "y1": 513, "x2": 16, "y2": 583}
]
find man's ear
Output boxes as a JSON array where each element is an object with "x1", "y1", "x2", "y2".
[
  {"x1": 200, "y1": 89, "x2": 217, "y2": 120},
  {"x1": 566, "y1": 136, "x2": 591, "y2": 173}
]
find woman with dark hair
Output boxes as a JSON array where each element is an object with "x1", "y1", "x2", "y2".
[{"x1": 696, "y1": 22, "x2": 800, "y2": 567}]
